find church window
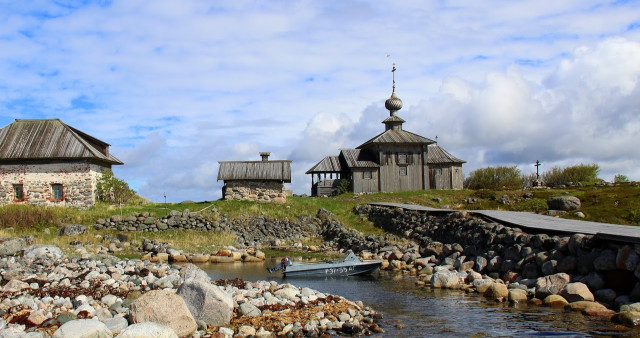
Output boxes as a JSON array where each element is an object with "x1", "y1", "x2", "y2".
[
  {"x1": 363, "y1": 171, "x2": 373, "y2": 179},
  {"x1": 399, "y1": 167, "x2": 407, "y2": 176},
  {"x1": 397, "y1": 153, "x2": 407, "y2": 165}
]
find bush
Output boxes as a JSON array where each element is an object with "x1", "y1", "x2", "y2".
[
  {"x1": 464, "y1": 166, "x2": 521, "y2": 190},
  {"x1": 337, "y1": 179, "x2": 351, "y2": 195},
  {"x1": 542, "y1": 163, "x2": 600, "y2": 186},
  {"x1": 0, "y1": 205, "x2": 56, "y2": 230},
  {"x1": 96, "y1": 170, "x2": 136, "y2": 205},
  {"x1": 615, "y1": 174, "x2": 630, "y2": 183}
]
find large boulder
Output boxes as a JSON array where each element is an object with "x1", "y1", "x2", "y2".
[
  {"x1": 129, "y1": 290, "x2": 197, "y2": 338},
  {"x1": 543, "y1": 295, "x2": 569, "y2": 307},
  {"x1": 176, "y1": 279, "x2": 233, "y2": 326},
  {"x1": 431, "y1": 271, "x2": 461, "y2": 289},
  {"x1": 179, "y1": 263, "x2": 211, "y2": 283},
  {"x1": 560, "y1": 282, "x2": 594, "y2": 302},
  {"x1": 614, "y1": 311, "x2": 640, "y2": 327},
  {"x1": 0, "y1": 237, "x2": 26, "y2": 257},
  {"x1": 593, "y1": 249, "x2": 617, "y2": 271},
  {"x1": 23, "y1": 244, "x2": 63, "y2": 261},
  {"x1": 508, "y1": 289, "x2": 528, "y2": 303},
  {"x1": 534, "y1": 273, "x2": 571, "y2": 299},
  {"x1": 483, "y1": 283, "x2": 509, "y2": 301},
  {"x1": 59, "y1": 224, "x2": 87, "y2": 236},
  {"x1": 567, "y1": 301, "x2": 616, "y2": 317},
  {"x1": 116, "y1": 322, "x2": 178, "y2": 338},
  {"x1": 547, "y1": 196, "x2": 581, "y2": 211},
  {"x1": 421, "y1": 241, "x2": 444, "y2": 257},
  {"x1": 52, "y1": 319, "x2": 112, "y2": 338}
]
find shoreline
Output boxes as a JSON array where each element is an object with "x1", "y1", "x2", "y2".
[
  {"x1": 3, "y1": 201, "x2": 640, "y2": 336},
  {"x1": 0, "y1": 244, "x2": 382, "y2": 337}
]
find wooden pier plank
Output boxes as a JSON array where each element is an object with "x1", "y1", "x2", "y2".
[{"x1": 369, "y1": 203, "x2": 640, "y2": 244}]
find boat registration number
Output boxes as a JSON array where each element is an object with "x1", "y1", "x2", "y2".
[{"x1": 325, "y1": 266, "x2": 355, "y2": 274}]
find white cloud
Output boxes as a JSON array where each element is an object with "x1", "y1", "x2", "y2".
[{"x1": 0, "y1": 1, "x2": 639, "y2": 201}]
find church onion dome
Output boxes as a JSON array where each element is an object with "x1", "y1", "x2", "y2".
[{"x1": 385, "y1": 92, "x2": 403, "y2": 112}]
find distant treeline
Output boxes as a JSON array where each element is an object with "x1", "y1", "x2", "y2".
[{"x1": 464, "y1": 163, "x2": 605, "y2": 189}]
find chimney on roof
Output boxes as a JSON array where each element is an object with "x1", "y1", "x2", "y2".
[{"x1": 260, "y1": 152, "x2": 271, "y2": 162}]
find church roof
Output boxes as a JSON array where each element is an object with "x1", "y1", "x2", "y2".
[
  {"x1": 217, "y1": 160, "x2": 291, "y2": 182},
  {"x1": 0, "y1": 119, "x2": 123, "y2": 165},
  {"x1": 305, "y1": 155, "x2": 342, "y2": 174},
  {"x1": 339, "y1": 149, "x2": 379, "y2": 168},
  {"x1": 427, "y1": 144, "x2": 466, "y2": 164},
  {"x1": 382, "y1": 115, "x2": 405, "y2": 124},
  {"x1": 357, "y1": 129, "x2": 435, "y2": 149}
]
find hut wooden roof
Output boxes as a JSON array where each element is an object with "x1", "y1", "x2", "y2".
[
  {"x1": 357, "y1": 129, "x2": 435, "y2": 149},
  {"x1": 0, "y1": 119, "x2": 123, "y2": 165},
  {"x1": 217, "y1": 160, "x2": 292, "y2": 182},
  {"x1": 427, "y1": 144, "x2": 465, "y2": 164},
  {"x1": 339, "y1": 149, "x2": 379, "y2": 168},
  {"x1": 306, "y1": 156, "x2": 342, "y2": 174}
]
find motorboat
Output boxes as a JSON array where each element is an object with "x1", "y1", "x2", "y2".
[{"x1": 267, "y1": 251, "x2": 382, "y2": 277}]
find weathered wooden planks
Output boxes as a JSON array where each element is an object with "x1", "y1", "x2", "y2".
[{"x1": 369, "y1": 202, "x2": 640, "y2": 244}]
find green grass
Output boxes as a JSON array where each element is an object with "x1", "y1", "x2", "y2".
[{"x1": 1, "y1": 183, "x2": 638, "y2": 256}]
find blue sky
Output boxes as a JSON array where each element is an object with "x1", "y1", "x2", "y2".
[{"x1": 1, "y1": 1, "x2": 639, "y2": 202}]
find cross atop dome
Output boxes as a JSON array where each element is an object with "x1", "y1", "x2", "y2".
[
  {"x1": 383, "y1": 64, "x2": 405, "y2": 131},
  {"x1": 384, "y1": 64, "x2": 403, "y2": 116}
]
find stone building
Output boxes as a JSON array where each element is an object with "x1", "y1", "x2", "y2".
[
  {"x1": 0, "y1": 119, "x2": 124, "y2": 207},
  {"x1": 217, "y1": 152, "x2": 291, "y2": 203},
  {"x1": 306, "y1": 66, "x2": 465, "y2": 196}
]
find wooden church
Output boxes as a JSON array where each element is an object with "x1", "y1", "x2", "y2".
[{"x1": 306, "y1": 66, "x2": 465, "y2": 196}]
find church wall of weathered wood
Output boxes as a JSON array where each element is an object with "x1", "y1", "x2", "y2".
[
  {"x1": 351, "y1": 169, "x2": 379, "y2": 193},
  {"x1": 375, "y1": 145, "x2": 425, "y2": 192}
]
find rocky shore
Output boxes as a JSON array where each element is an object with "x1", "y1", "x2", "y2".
[
  {"x1": 346, "y1": 204, "x2": 640, "y2": 328},
  {"x1": 0, "y1": 241, "x2": 382, "y2": 337},
  {"x1": 5, "y1": 201, "x2": 640, "y2": 335}
]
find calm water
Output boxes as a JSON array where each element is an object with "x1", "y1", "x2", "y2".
[{"x1": 199, "y1": 259, "x2": 635, "y2": 337}]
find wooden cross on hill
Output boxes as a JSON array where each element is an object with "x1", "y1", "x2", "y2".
[{"x1": 534, "y1": 160, "x2": 541, "y2": 179}]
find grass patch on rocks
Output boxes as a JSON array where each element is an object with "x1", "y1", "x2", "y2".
[{"x1": 1, "y1": 183, "x2": 638, "y2": 256}]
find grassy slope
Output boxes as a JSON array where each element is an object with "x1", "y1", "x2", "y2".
[{"x1": 0, "y1": 184, "x2": 638, "y2": 257}]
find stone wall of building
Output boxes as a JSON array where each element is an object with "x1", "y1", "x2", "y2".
[
  {"x1": 0, "y1": 161, "x2": 108, "y2": 208},
  {"x1": 223, "y1": 180, "x2": 287, "y2": 203}
]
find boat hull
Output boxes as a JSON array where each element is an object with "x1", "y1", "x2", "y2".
[{"x1": 283, "y1": 261, "x2": 382, "y2": 277}]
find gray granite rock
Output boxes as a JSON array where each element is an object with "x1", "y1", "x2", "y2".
[{"x1": 52, "y1": 319, "x2": 112, "y2": 338}]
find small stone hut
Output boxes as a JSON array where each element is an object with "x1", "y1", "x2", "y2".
[
  {"x1": 217, "y1": 152, "x2": 291, "y2": 203},
  {"x1": 0, "y1": 119, "x2": 123, "y2": 207}
]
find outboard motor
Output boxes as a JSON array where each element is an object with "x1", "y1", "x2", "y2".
[{"x1": 267, "y1": 257, "x2": 292, "y2": 273}]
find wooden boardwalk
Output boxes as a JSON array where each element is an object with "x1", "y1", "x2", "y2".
[{"x1": 369, "y1": 203, "x2": 640, "y2": 244}]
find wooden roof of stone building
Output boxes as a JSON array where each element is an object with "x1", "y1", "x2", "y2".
[
  {"x1": 427, "y1": 144, "x2": 466, "y2": 164},
  {"x1": 0, "y1": 119, "x2": 123, "y2": 165},
  {"x1": 357, "y1": 129, "x2": 435, "y2": 149},
  {"x1": 305, "y1": 155, "x2": 342, "y2": 174},
  {"x1": 217, "y1": 160, "x2": 292, "y2": 182}
]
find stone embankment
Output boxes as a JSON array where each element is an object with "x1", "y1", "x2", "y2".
[
  {"x1": 345, "y1": 204, "x2": 640, "y2": 327},
  {"x1": 0, "y1": 239, "x2": 382, "y2": 337},
  {"x1": 94, "y1": 209, "x2": 319, "y2": 247}
]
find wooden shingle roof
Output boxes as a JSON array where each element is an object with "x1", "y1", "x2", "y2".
[
  {"x1": 218, "y1": 160, "x2": 292, "y2": 182},
  {"x1": 306, "y1": 156, "x2": 342, "y2": 174},
  {"x1": 339, "y1": 149, "x2": 379, "y2": 168},
  {"x1": 0, "y1": 119, "x2": 123, "y2": 165},
  {"x1": 427, "y1": 144, "x2": 465, "y2": 164},
  {"x1": 357, "y1": 129, "x2": 435, "y2": 149}
]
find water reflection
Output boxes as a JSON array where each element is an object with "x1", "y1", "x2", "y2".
[{"x1": 198, "y1": 259, "x2": 635, "y2": 337}]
